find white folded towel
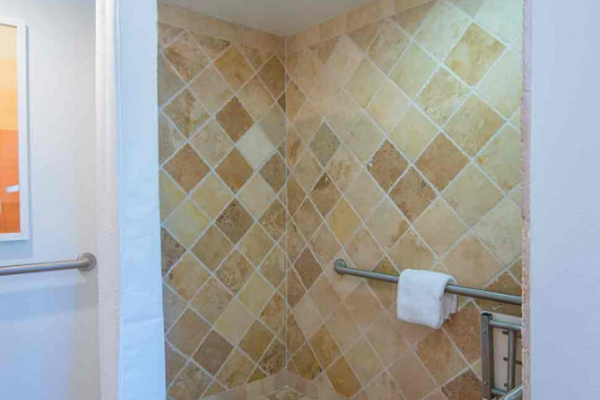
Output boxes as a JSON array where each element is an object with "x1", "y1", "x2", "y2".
[{"x1": 396, "y1": 269, "x2": 458, "y2": 329}]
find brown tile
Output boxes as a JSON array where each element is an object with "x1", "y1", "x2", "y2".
[
  {"x1": 294, "y1": 248, "x2": 323, "y2": 291},
  {"x1": 193, "y1": 330, "x2": 234, "y2": 375},
  {"x1": 345, "y1": 282, "x2": 384, "y2": 330},
  {"x1": 390, "y1": 168, "x2": 436, "y2": 221},
  {"x1": 216, "y1": 200, "x2": 253, "y2": 244},
  {"x1": 310, "y1": 174, "x2": 341, "y2": 217},
  {"x1": 293, "y1": 101, "x2": 322, "y2": 143},
  {"x1": 287, "y1": 222, "x2": 306, "y2": 264},
  {"x1": 165, "y1": 344, "x2": 185, "y2": 385},
  {"x1": 326, "y1": 145, "x2": 362, "y2": 193},
  {"x1": 444, "y1": 302, "x2": 481, "y2": 363},
  {"x1": 239, "y1": 174, "x2": 275, "y2": 219},
  {"x1": 389, "y1": 229, "x2": 436, "y2": 271},
  {"x1": 189, "y1": 66, "x2": 233, "y2": 115},
  {"x1": 417, "y1": 69, "x2": 470, "y2": 125},
  {"x1": 164, "y1": 90, "x2": 209, "y2": 138},
  {"x1": 161, "y1": 228, "x2": 185, "y2": 274},
  {"x1": 260, "y1": 200, "x2": 286, "y2": 240},
  {"x1": 203, "y1": 381, "x2": 225, "y2": 397},
  {"x1": 347, "y1": 336, "x2": 383, "y2": 384},
  {"x1": 158, "y1": 55, "x2": 184, "y2": 107},
  {"x1": 217, "y1": 350, "x2": 255, "y2": 389},
  {"x1": 164, "y1": 32, "x2": 209, "y2": 82},
  {"x1": 168, "y1": 363, "x2": 212, "y2": 400},
  {"x1": 367, "y1": 315, "x2": 408, "y2": 367},
  {"x1": 287, "y1": 79, "x2": 306, "y2": 121},
  {"x1": 442, "y1": 369, "x2": 481, "y2": 400},
  {"x1": 214, "y1": 46, "x2": 254, "y2": 90},
  {"x1": 164, "y1": 145, "x2": 209, "y2": 193},
  {"x1": 239, "y1": 224, "x2": 274, "y2": 266},
  {"x1": 260, "y1": 247, "x2": 285, "y2": 288},
  {"x1": 216, "y1": 149, "x2": 253, "y2": 194},
  {"x1": 446, "y1": 23, "x2": 505, "y2": 86},
  {"x1": 476, "y1": 273, "x2": 522, "y2": 317},
  {"x1": 216, "y1": 97, "x2": 254, "y2": 143},
  {"x1": 239, "y1": 45, "x2": 272, "y2": 70},
  {"x1": 158, "y1": 22, "x2": 182, "y2": 51},
  {"x1": 191, "y1": 32, "x2": 231, "y2": 59},
  {"x1": 473, "y1": 197, "x2": 522, "y2": 264},
  {"x1": 192, "y1": 278, "x2": 233, "y2": 324},
  {"x1": 277, "y1": 93, "x2": 286, "y2": 112},
  {"x1": 310, "y1": 124, "x2": 341, "y2": 167},
  {"x1": 248, "y1": 368, "x2": 266, "y2": 384},
  {"x1": 216, "y1": 250, "x2": 253, "y2": 294},
  {"x1": 287, "y1": 128, "x2": 305, "y2": 168},
  {"x1": 261, "y1": 153, "x2": 286, "y2": 193},
  {"x1": 416, "y1": 330, "x2": 467, "y2": 384},
  {"x1": 164, "y1": 200, "x2": 210, "y2": 248},
  {"x1": 442, "y1": 234, "x2": 503, "y2": 288},
  {"x1": 417, "y1": 134, "x2": 468, "y2": 190},
  {"x1": 288, "y1": 268, "x2": 306, "y2": 309},
  {"x1": 326, "y1": 357, "x2": 362, "y2": 398},
  {"x1": 327, "y1": 198, "x2": 361, "y2": 245},
  {"x1": 259, "y1": 339, "x2": 286, "y2": 375},
  {"x1": 511, "y1": 258, "x2": 523, "y2": 282},
  {"x1": 166, "y1": 254, "x2": 210, "y2": 301},
  {"x1": 167, "y1": 309, "x2": 210, "y2": 356},
  {"x1": 163, "y1": 285, "x2": 186, "y2": 331},
  {"x1": 316, "y1": 37, "x2": 340, "y2": 64},
  {"x1": 292, "y1": 294, "x2": 323, "y2": 340},
  {"x1": 393, "y1": 1, "x2": 435, "y2": 35},
  {"x1": 389, "y1": 351, "x2": 436, "y2": 400},
  {"x1": 368, "y1": 20, "x2": 408, "y2": 73},
  {"x1": 293, "y1": 343, "x2": 322, "y2": 381},
  {"x1": 192, "y1": 225, "x2": 233, "y2": 271},
  {"x1": 346, "y1": 228, "x2": 383, "y2": 270},
  {"x1": 259, "y1": 56, "x2": 286, "y2": 98},
  {"x1": 239, "y1": 321, "x2": 274, "y2": 362},
  {"x1": 310, "y1": 325, "x2": 341, "y2": 369},
  {"x1": 287, "y1": 313, "x2": 307, "y2": 354},
  {"x1": 368, "y1": 141, "x2": 409, "y2": 192},
  {"x1": 309, "y1": 224, "x2": 341, "y2": 266},
  {"x1": 367, "y1": 258, "x2": 400, "y2": 309},
  {"x1": 261, "y1": 294, "x2": 285, "y2": 333},
  {"x1": 159, "y1": 112, "x2": 185, "y2": 164},
  {"x1": 294, "y1": 200, "x2": 322, "y2": 240}
]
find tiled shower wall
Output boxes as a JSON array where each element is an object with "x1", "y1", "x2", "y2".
[
  {"x1": 284, "y1": 0, "x2": 523, "y2": 399},
  {"x1": 158, "y1": 6, "x2": 288, "y2": 399}
]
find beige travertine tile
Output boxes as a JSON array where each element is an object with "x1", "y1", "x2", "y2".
[
  {"x1": 288, "y1": 313, "x2": 307, "y2": 355},
  {"x1": 424, "y1": 389, "x2": 450, "y2": 400},
  {"x1": 308, "y1": 65, "x2": 341, "y2": 116},
  {"x1": 288, "y1": 268, "x2": 307, "y2": 309},
  {"x1": 310, "y1": 325, "x2": 342, "y2": 369},
  {"x1": 325, "y1": 91, "x2": 362, "y2": 137},
  {"x1": 348, "y1": 21, "x2": 383, "y2": 52},
  {"x1": 450, "y1": 0, "x2": 484, "y2": 16},
  {"x1": 162, "y1": 228, "x2": 185, "y2": 275},
  {"x1": 475, "y1": 0, "x2": 523, "y2": 45},
  {"x1": 191, "y1": 120, "x2": 233, "y2": 167},
  {"x1": 443, "y1": 164, "x2": 502, "y2": 225},
  {"x1": 239, "y1": 175, "x2": 276, "y2": 218},
  {"x1": 165, "y1": 343, "x2": 186, "y2": 385},
  {"x1": 164, "y1": 145, "x2": 210, "y2": 193},
  {"x1": 416, "y1": 134, "x2": 469, "y2": 190},
  {"x1": 239, "y1": 45, "x2": 273, "y2": 71},
  {"x1": 441, "y1": 369, "x2": 481, "y2": 400},
  {"x1": 191, "y1": 225, "x2": 233, "y2": 271},
  {"x1": 239, "y1": 225, "x2": 275, "y2": 268},
  {"x1": 476, "y1": 272, "x2": 521, "y2": 316},
  {"x1": 191, "y1": 277, "x2": 233, "y2": 324},
  {"x1": 190, "y1": 66, "x2": 233, "y2": 115},
  {"x1": 367, "y1": 258, "x2": 399, "y2": 308},
  {"x1": 260, "y1": 105, "x2": 287, "y2": 146},
  {"x1": 165, "y1": 200, "x2": 210, "y2": 248},
  {"x1": 417, "y1": 69, "x2": 470, "y2": 125},
  {"x1": 293, "y1": 343, "x2": 323, "y2": 381},
  {"x1": 445, "y1": 23, "x2": 505, "y2": 85},
  {"x1": 158, "y1": 55, "x2": 184, "y2": 107},
  {"x1": 310, "y1": 174, "x2": 341, "y2": 217},
  {"x1": 416, "y1": 0, "x2": 471, "y2": 61},
  {"x1": 191, "y1": 32, "x2": 231, "y2": 59},
  {"x1": 310, "y1": 124, "x2": 341, "y2": 168},
  {"x1": 361, "y1": 371, "x2": 400, "y2": 399},
  {"x1": 216, "y1": 149, "x2": 254, "y2": 193},
  {"x1": 216, "y1": 199, "x2": 254, "y2": 244},
  {"x1": 345, "y1": 115, "x2": 385, "y2": 165},
  {"x1": 214, "y1": 46, "x2": 254, "y2": 90},
  {"x1": 325, "y1": 305, "x2": 361, "y2": 352},
  {"x1": 414, "y1": 199, "x2": 467, "y2": 256},
  {"x1": 326, "y1": 357, "x2": 362, "y2": 398},
  {"x1": 345, "y1": 59, "x2": 385, "y2": 108},
  {"x1": 443, "y1": 302, "x2": 480, "y2": 363},
  {"x1": 345, "y1": 282, "x2": 384, "y2": 330},
  {"x1": 259, "y1": 56, "x2": 286, "y2": 99},
  {"x1": 294, "y1": 152, "x2": 323, "y2": 193},
  {"x1": 215, "y1": 300, "x2": 255, "y2": 345},
  {"x1": 158, "y1": 22, "x2": 183, "y2": 51},
  {"x1": 260, "y1": 154, "x2": 286, "y2": 193},
  {"x1": 294, "y1": 295, "x2": 324, "y2": 340},
  {"x1": 367, "y1": 314, "x2": 408, "y2": 366},
  {"x1": 445, "y1": 95, "x2": 504, "y2": 156},
  {"x1": 164, "y1": 32, "x2": 209, "y2": 82},
  {"x1": 159, "y1": 112, "x2": 185, "y2": 164},
  {"x1": 390, "y1": 106, "x2": 438, "y2": 161},
  {"x1": 367, "y1": 199, "x2": 409, "y2": 249},
  {"x1": 345, "y1": 170, "x2": 385, "y2": 220},
  {"x1": 368, "y1": 20, "x2": 408, "y2": 73},
  {"x1": 346, "y1": 228, "x2": 383, "y2": 270},
  {"x1": 309, "y1": 275, "x2": 341, "y2": 320},
  {"x1": 294, "y1": 101, "x2": 322, "y2": 143},
  {"x1": 390, "y1": 168, "x2": 436, "y2": 222},
  {"x1": 168, "y1": 363, "x2": 212, "y2": 400},
  {"x1": 239, "y1": 321, "x2": 274, "y2": 362},
  {"x1": 167, "y1": 309, "x2": 210, "y2": 356},
  {"x1": 166, "y1": 254, "x2": 209, "y2": 301},
  {"x1": 294, "y1": 199, "x2": 322, "y2": 240},
  {"x1": 259, "y1": 339, "x2": 286, "y2": 375},
  {"x1": 416, "y1": 330, "x2": 467, "y2": 385},
  {"x1": 216, "y1": 250, "x2": 253, "y2": 294},
  {"x1": 367, "y1": 80, "x2": 410, "y2": 133},
  {"x1": 294, "y1": 248, "x2": 324, "y2": 291},
  {"x1": 389, "y1": 229, "x2": 435, "y2": 271},
  {"x1": 287, "y1": 80, "x2": 307, "y2": 121},
  {"x1": 474, "y1": 197, "x2": 522, "y2": 264},
  {"x1": 326, "y1": 145, "x2": 362, "y2": 194},
  {"x1": 238, "y1": 76, "x2": 275, "y2": 121},
  {"x1": 160, "y1": 171, "x2": 186, "y2": 221},
  {"x1": 476, "y1": 50, "x2": 522, "y2": 117},
  {"x1": 477, "y1": 124, "x2": 522, "y2": 191},
  {"x1": 368, "y1": 141, "x2": 409, "y2": 192},
  {"x1": 511, "y1": 258, "x2": 522, "y2": 281},
  {"x1": 392, "y1": 1, "x2": 435, "y2": 35},
  {"x1": 346, "y1": 337, "x2": 383, "y2": 384},
  {"x1": 216, "y1": 97, "x2": 255, "y2": 143},
  {"x1": 260, "y1": 246, "x2": 286, "y2": 288},
  {"x1": 163, "y1": 284, "x2": 186, "y2": 330},
  {"x1": 165, "y1": 90, "x2": 210, "y2": 138},
  {"x1": 260, "y1": 200, "x2": 286, "y2": 240},
  {"x1": 287, "y1": 222, "x2": 307, "y2": 265},
  {"x1": 442, "y1": 233, "x2": 502, "y2": 287},
  {"x1": 389, "y1": 351, "x2": 436, "y2": 400},
  {"x1": 287, "y1": 129, "x2": 306, "y2": 168},
  {"x1": 293, "y1": 50, "x2": 323, "y2": 95},
  {"x1": 287, "y1": 176, "x2": 306, "y2": 216},
  {"x1": 192, "y1": 173, "x2": 233, "y2": 220},
  {"x1": 310, "y1": 224, "x2": 342, "y2": 267},
  {"x1": 217, "y1": 350, "x2": 255, "y2": 388},
  {"x1": 390, "y1": 43, "x2": 437, "y2": 99},
  {"x1": 194, "y1": 330, "x2": 234, "y2": 375}
]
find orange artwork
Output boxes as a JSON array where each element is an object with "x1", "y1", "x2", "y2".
[{"x1": 0, "y1": 24, "x2": 20, "y2": 234}]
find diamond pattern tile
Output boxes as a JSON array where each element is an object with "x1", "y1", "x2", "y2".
[
  {"x1": 367, "y1": 141, "x2": 409, "y2": 192},
  {"x1": 214, "y1": 46, "x2": 254, "y2": 90},
  {"x1": 237, "y1": 125, "x2": 276, "y2": 170},
  {"x1": 309, "y1": 123, "x2": 340, "y2": 167},
  {"x1": 164, "y1": 145, "x2": 209, "y2": 192},
  {"x1": 164, "y1": 32, "x2": 209, "y2": 82},
  {"x1": 216, "y1": 148, "x2": 254, "y2": 193},
  {"x1": 190, "y1": 119, "x2": 233, "y2": 167},
  {"x1": 238, "y1": 76, "x2": 275, "y2": 121},
  {"x1": 216, "y1": 97, "x2": 255, "y2": 143},
  {"x1": 216, "y1": 200, "x2": 254, "y2": 244},
  {"x1": 164, "y1": 89, "x2": 210, "y2": 138},
  {"x1": 239, "y1": 224, "x2": 275, "y2": 267},
  {"x1": 165, "y1": 200, "x2": 210, "y2": 247},
  {"x1": 216, "y1": 250, "x2": 253, "y2": 294},
  {"x1": 416, "y1": 134, "x2": 469, "y2": 190},
  {"x1": 192, "y1": 32, "x2": 231, "y2": 59},
  {"x1": 310, "y1": 174, "x2": 341, "y2": 217},
  {"x1": 189, "y1": 65, "x2": 233, "y2": 115},
  {"x1": 345, "y1": 58, "x2": 385, "y2": 108},
  {"x1": 345, "y1": 115, "x2": 385, "y2": 164},
  {"x1": 368, "y1": 20, "x2": 408, "y2": 73},
  {"x1": 327, "y1": 198, "x2": 362, "y2": 245},
  {"x1": 260, "y1": 153, "x2": 286, "y2": 193},
  {"x1": 191, "y1": 173, "x2": 233, "y2": 220},
  {"x1": 390, "y1": 168, "x2": 436, "y2": 222},
  {"x1": 367, "y1": 80, "x2": 410, "y2": 133},
  {"x1": 191, "y1": 225, "x2": 232, "y2": 271},
  {"x1": 417, "y1": 69, "x2": 470, "y2": 125},
  {"x1": 258, "y1": 56, "x2": 285, "y2": 98}
]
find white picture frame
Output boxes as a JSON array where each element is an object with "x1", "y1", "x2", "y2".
[{"x1": 0, "y1": 19, "x2": 29, "y2": 242}]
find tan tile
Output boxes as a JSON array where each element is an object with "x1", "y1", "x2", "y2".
[
  {"x1": 446, "y1": 95, "x2": 504, "y2": 156},
  {"x1": 325, "y1": 91, "x2": 362, "y2": 137},
  {"x1": 424, "y1": 389, "x2": 450, "y2": 400},
  {"x1": 216, "y1": 97, "x2": 254, "y2": 143},
  {"x1": 370, "y1": 21, "x2": 409, "y2": 74},
  {"x1": 287, "y1": 79, "x2": 306, "y2": 121},
  {"x1": 287, "y1": 176, "x2": 306, "y2": 216},
  {"x1": 164, "y1": 90, "x2": 209, "y2": 138},
  {"x1": 258, "y1": 56, "x2": 285, "y2": 98},
  {"x1": 194, "y1": 330, "x2": 234, "y2": 375},
  {"x1": 191, "y1": 173, "x2": 233, "y2": 220},
  {"x1": 310, "y1": 224, "x2": 342, "y2": 267},
  {"x1": 442, "y1": 233, "x2": 503, "y2": 287},
  {"x1": 446, "y1": 23, "x2": 505, "y2": 85},
  {"x1": 326, "y1": 357, "x2": 362, "y2": 398},
  {"x1": 239, "y1": 321, "x2": 274, "y2": 362},
  {"x1": 239, "y1": 224, "x2": 275, "y2": 267},
  {"x1": 511, "y1": 258, "x2": 523, "y2": 282},
  {"x1": 443, "y1": 302, "x2": 480, "y2": 363},
  {"x1": 362, "y1": 371, "x2": 401, "y2": 399},
  {"x1": 165, "y1": 200, "x2": 210, "y2": 248},
  {"x1": 473, "y1": 197, "x2": 522, "y2": 264},
  {"x1": 416, "y1": 134, "x2": 469, "y2": 190},
  {"x1": 476, "y1": 50, "x2": 522, "y2": 117},
  {"x1": 260, "y1": 153, "x2": 286, "y2": 193},
  {"x1": 416, "y1": 0, "x2": 471, "y2": 61},
  {"x1": 259, "y1": 339, "x2": 286, "y2": 375},
  {"x1": 368, "y1": 141, "x2": 409, "y2": 192},
  {"x1": 288, "y1": 313, "x2": 307, "y2": 355},
  {"x1": 450, "y1": 0, "x2": 484, "y2": 16},
  {"x1": 287, "y1": 222, "x2": 307, "y2": 265},
  {"x1": 293, "y1": 343, "x2": 323, "y2": 381},
  {"x1": 216, "y1": 149, "x2": 254, "y2": 193},
  {"x1": 165, "y1": 343, "x2": 185, "y2": 385},
  {"x1": 259, "y1": 246, "x2": 285, "y2": 288},
  {"x1": 475, "y1": 0, "x2": 523, "y2": 45},
  {"x1": 389, "y1": 351, "x2": 436, "y2": 400},
  {"x1": 168, "y1": 363, "x2": 212, "y2": 400},
  {"x1": 159, "y1": 112, "x2": 185, "y2": 164},
  {"x1": 393, "y1": 1, "x2": 435, "y2": 35},
  {"x1": 345, "y1": 59, "x2": 385, "y2": 108},
  {"x1": 260, "y1": 200, "x2": 286, "y2": 240},
  {"x1": 368, "y1": 198, "x2": 409, "y2": 249},
  {"x1": 476, "y1": 273, "x2": 522, "y2": 317},
  {"x1": 214, "y1": 46, "x2": 254, "y2": 90},
  {"x1": 189, "y1": 65, "x2": 233, "y2": 115},
  {"x1": 239, "y1": 174, "x2": 276, "y2": 218},
  {"x1": 308, "y1": 65, "x2": 341, "y2": 116},
  {"x1": 238, "y1": 76, "x2": 275, "y2": 121},
  {"x1": 347, "y1": 0, "x2": 393, "y2": 32},
  {"x1": 310, "y1": 174, "x2": 341, "y2": 217},
  {"x1": 164, "y1": 145, "x2": 209, "y2": 193},
  {"x1": 346, "y1": 282, "x2": 385, "y2": 330},
  {"x1": 367, "y1": 258, "x2": 400, "y2": 308},
  {"x1": 294, "y1": 199, "x2": 322, "y2": 240},
  {"x1": 216, "y1": 200, "x2": 254, "y2": 245},
  {"x1": 325, "y1": 35, "x2": 363, "y2": 87},
  {"x1": 390, "y1": 168, "x2": 436, "y2": 221},
  {"x1": 216, "y1": 250, "x2": 253, "y2": 294},
  {"x1": 217, "y1": 350, "x2": 255, "y2": 388},
  {"x1": 293, "y1": 295, "x2": 324, "y2": 340},
  {"x1": 191, "y1": 278, "x2": 233, "y2": 324},
  {"x1": 346, "y1": 228, "x2": 383, "y2": 270},
  {"x1": 441, "y1": 369, "x2": 481, "y2": 400},
  {"x1": 477, "y1": 124, "x2": 522, "y2": 191},
  {"x1": 158, "y1": 22, "x2": 182, "y2": 51},
  {"x1": 443, "y1": 165, "x2": 503, "y2": 225},
  {"x1": 288, "y1": 268, "x2": 307, "y2": 309},
  {"x1": 325, "y1": 305, "x2": 361, "y2": 351},
  {"x1": 294, "y1": 152, "x2": 323, "y2": 193},
  {"x1": 158, "y1": 55, "x2": 184, "y2": 107},
  {"x1": 294, "y1": 248, "x2": 323, "y2": 291},
  {"x1": 390, "y1": 43, "x2": 437, "y2": 100},
  {"x1": 348, "y1": 21, "x2": 382, "y2": 52},
  {"x1": 260, "y1": 104, "x2": 287, "y2": 146},
  {"x1": 192, "y1": 225, "x2": 233, "y2": 271},
  {"x1": 347, "y1": 336, "x2": 384, "y2": 384},
  {"x1": 292, "y1": 50, "x2": 323, "y2": 94},
  {"x1": 414, "y1": 199, "x2": 467, "y2": 256},
  {"x1": 367, "y1": 314, "x2": 408, "y2": 366},
  {"x1": 215, "y1": 300, "x2": 254, "y2": 345},
  {"x1": 163, "y1": 284, "x2": 186, "y2": 331},
  {"x1": 240, "y1": 44, "x2": 273, "y2": 70},
  {"x1": 191, "y1": 32, "x2": 231, "y2": 59},
  {"x1": 345, "y1": 169, "x2": 385, "y2": 219},
  {"x1": 190, "y1": 120, "x2": 233, "y2": 167},
  {"x1": 203, "y1": 381, "x2": 225, "y2": 397},
  {"x1": 327, "y1": 198, "x2": 361, "y2": 245},
  {"x1": 416, "y1": 330, "x2": 467, "y2": 384},
  {"x1": 161, "y1": 228, "x2": 185, "y2": 275},
  {"x1": 417, "y1": 69, "x2": 470, "y2": 125},
  {"x1": 287, "y1": 129, "x2": 306, "y2": 168},
  {"x1": 293, "y1": 101, "x2": 322, "y2": 143},
  {"x1": 164, "y1": 32, "x2": 209, "y2": 82},
  {"x1": 390, "y1": 106, "x2": 438, "y2": 162},
  {"x1": 166, "y1": 253, "x2": 210, "y2": 301},
  {"x1": 309, "y1": 275, "x2": 341, "y2": 320},
  {"x1": 389, "y1": 229, "x2": 436, "y2": 271},
  {"x1": 326, "y1": 145, "x2": 362, "y2": 194},
  {"x1": 310, "y1": 325, "x2": 341, "y2": 369},
  {"x1": 167, "y1": 309, "x2": 210, "y2": 356},
  {"x1": 310, "y1": 124, "x2": 341, "y2": 167},
  {"x1": 367, "y1": 80, "x2": 410, "y2": 134},
  {"x1": 260, "y1": 293, "x2": 285, "y2": 333}
]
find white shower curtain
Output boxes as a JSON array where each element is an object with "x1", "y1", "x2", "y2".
[{"x1": 96, "y1": 1, "x2": 165, "y2": 399}]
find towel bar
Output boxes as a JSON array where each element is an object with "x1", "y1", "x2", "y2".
[
  {"x1": 334, "y1": 259, "x2": 522, "y2": 306},
  {"x1": 0, "y1": 253, "x2": 97, "y2": 276}
]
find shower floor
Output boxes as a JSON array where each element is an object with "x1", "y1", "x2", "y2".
[{"x1": 254, "y1": 387, "x2": 314, "y2": 400}]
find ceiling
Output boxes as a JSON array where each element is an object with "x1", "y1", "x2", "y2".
[{"x1": 159, "y1": 0, "x2": 375, "y2": 36}]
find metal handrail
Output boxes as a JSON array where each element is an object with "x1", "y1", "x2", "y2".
[
  {"x1": 334, "y1": 259, "x2": 522, "y2": 306},
  {"x1": 0, "y1": 253, "x2": 97, "y2": 276},
  {"x1": 498, "y1": 385, "x2": 523, "y2": 400}
]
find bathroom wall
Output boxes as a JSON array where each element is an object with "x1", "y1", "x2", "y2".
[
  {"x1": 157, "y1": 5, "x2": 288, "y2": 399},
  {"x1": 284, "y1": 0, "x2": 523, "y2": 399}
]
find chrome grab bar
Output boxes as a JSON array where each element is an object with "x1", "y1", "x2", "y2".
[
  {"x1": 0, "y1": 253, "x2": 97, "y2": 276},
  {"x1": 498, "y1": 385, "x2": 523, "y2": 400},
  {"x1": 334, "y1": 259, "x2": 522, "y2": 305}
]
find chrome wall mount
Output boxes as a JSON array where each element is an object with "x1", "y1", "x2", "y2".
[{"x1": 0, "y1": 253, "x2": 97, "y2": 276}]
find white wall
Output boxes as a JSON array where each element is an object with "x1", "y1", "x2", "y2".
[
  {"x1": 0, "y1": 0, "x2": 99, "y2": 399},
  {"x1": 530, "y1": 1, "x2": 600, "y2": 398}
]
